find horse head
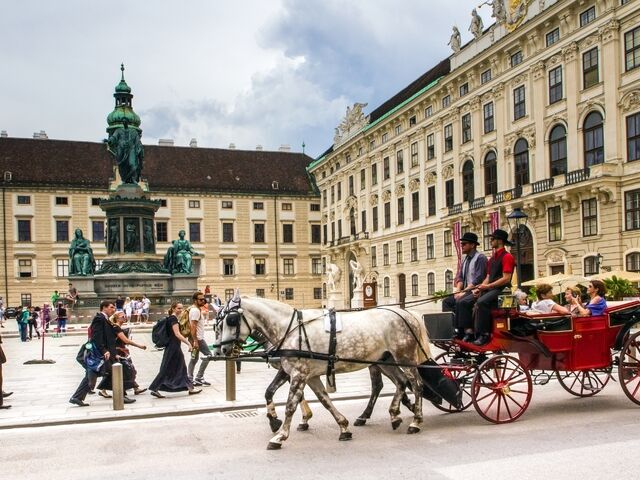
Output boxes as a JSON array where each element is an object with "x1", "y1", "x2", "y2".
[{"x1": 219, "y1": 289, "x2": 252, "y2": 356}]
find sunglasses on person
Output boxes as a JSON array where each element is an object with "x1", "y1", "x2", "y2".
[{"x1": 197, "y1": 297, "x2": 206, "y2": 302}]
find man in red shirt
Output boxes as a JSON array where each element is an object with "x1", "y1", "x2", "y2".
[{"x1": 471, "y1": 229, "x2": 515, "y2": 345}]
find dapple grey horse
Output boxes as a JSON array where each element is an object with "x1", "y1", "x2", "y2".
[{"x1": 220, "y1": 293, "x2": 431, "y2": 450}]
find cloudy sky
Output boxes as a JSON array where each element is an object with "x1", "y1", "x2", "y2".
[{"x1": 0, "y1": 0, "x2": 494, "y2": 158}]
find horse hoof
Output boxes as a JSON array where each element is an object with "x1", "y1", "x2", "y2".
[
  {"x1": 267, "y1": 442, "x2": 282, "y2": 450},
  {"x1": 339, "y1": 432, "x2": 353, "y2": 441},
  {"x1": 269, "y1": 417, "x2": 283, "y2": 433},
  {"x1": 407, "y1": 426, "x2": 421, "y2": 434},
  {"x1": 297, "y1": 423, "x2": 309, "y2": 431},
  {"x1": 391, "y1": 418, "x2": 403, "y2": 430},
  {"x1": 354, "y1": 418, "x2": 367, "y2": 427}
]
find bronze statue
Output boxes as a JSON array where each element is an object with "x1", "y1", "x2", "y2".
[
  {"x1": 107, "y1": 118, "x2": 144, "y2": 184},
  {"x1": 163, "y1": 230, "x2": 198, "y2": 274},
  {"x1": 68, "y1": 229, "x2": 96, "y2": 276},
  {"x1": 143, "y1": 219, "x2": 154, "y2": 253},
  {"x1": 108, "y1": 219, "x2": 120, "y2": 254},
  {"x1": 124, "y1": 220, "x2": 139, "y2": 253}
]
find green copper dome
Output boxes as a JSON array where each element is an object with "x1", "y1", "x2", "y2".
[{"x1": 106, "y1": 64, "x2": 141, "y2": 134}]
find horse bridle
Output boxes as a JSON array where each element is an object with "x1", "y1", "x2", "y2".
[{"x1": 217, "y1": 298, "x2": 252, "y2": 349}]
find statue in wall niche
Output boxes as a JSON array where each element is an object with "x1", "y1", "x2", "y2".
[
  {"x1": 107, "y1": 118, "x2": 144, "y2": 184},
  {"x1": 349, "y1": 260, "x2": 364, "y2": 291},
  {"x1": 143, "y1": 219, "x2": 155, "y2": 253},
  {"x1": 164, "y1": 230, "x2": 198, "y2": 274},
  {"x1": 326, "y1": 263, "x2": 341, "y2": 293},
  {"x1": 124, "y1": 219, "x2": 140, "y2": 253},
  {"x1": 448, "y1": 26, "x2": 461, "y2": 53},
  {"x1": 108, "y1": 219, "x2": 120, "y2": 254},
  {"x1": 469, "y1": 8, "x2": 484, "y2": 39},
  {"x1": 68, "y1": 228, "x2": 96, "y2": 276}
]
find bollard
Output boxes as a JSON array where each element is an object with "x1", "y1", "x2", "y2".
[
  {"x1": 112, "y1": 362, "x2": 124, "y2": 410},
  {"x1": 225, "y1": 359, "x2": 236, "y2": 401}
]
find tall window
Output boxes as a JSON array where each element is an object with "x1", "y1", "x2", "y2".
[
  {"x1": 444, "y1": 230, "x2": 452, "y2": 257},
  {"x1": 56, "y1": 220, "x2": 69, "y2": 242},
  {"x1": 384, "y1": 202, "x2": 391, "y2": 229},
  {"x1": 442, "y1": 95, "x2": 451, "y2": 108},
  {"x1": 549, "y1": 66, "x2": 563, "y2": 104},
  {"x1": 511, "y1": 51, "x2": 523, "y2": 67},
  {"x1": 427, "y1": 272, "x2": 435, "y2": 295},
  {"x1": 462, "y1": 160, "x2": 474, "y2": 202},
  {"x1": 625, "y1": 27, "x2": 640, "y2": 71},
  {"x1": 482, "y1": 221, "x2": 492, "y2": 251},
  {"x1": 425, "y1": 105, "x2": 433, "y2": 118},
  {"x1": 348, "y1": 175, "x2": 354, "y2": 196},
  {"x1": 222, "y1": 222, "x2": 234, "y2": 242},
  {"x1": 411, "y1": 274, "x2": 419, "y2": 296},
  {"x1": 582, "y1": 198, "x2": 598, "y2": 237},
  {"x1": 383, "y1": 243, "x2": 389, "y2": 266},
  {"x1": 626, "y1": 252, "x2": 640, "y2": 272},
  {"x1": 371, "y1": 163, "x2": 378, "y2": 185},
  {"x1": 410, "y1": 142, "x2": 419, "y2": 167},
  {"x1": 514, "y1": 138, "x2": 530, "y2": 186},
  {"x1": 584, "y1": 256, "x2": 599, "y2": 276},
  {"x1": 444, "y1": 124, "x2": 453, "y2": 152},
  {"x1": 397, "y1": 198, "x2": 405, "y2": 225},
  {"x1": 459, "y1": 83, "x2": 469, "y2": 97},
  {"x1": 580, "y1": 6, "x2": 595, "y2": 27},
  {"x1": 396, "y1": 240, "x2": 403, "y2": 264},
  {"x1": 360, "y1": 169, "x2": 366, "y2": 190},
  {"x1": 548, "y1": 206, "x2": 562, "y2": 241},
  {"x1": 92, "y1": 220, "x2": 104, "y2": 242},
  {"x1": 428, "y1": 186, "x2": 436, "y2": 216},
  {"x1": 481, "y1": 69, "x2": 492, "y2": 84},
  {"x1": 18, "y1": 259, "x2": 32, "y2": 278},
  {"x1": 383, "y1": 157, "x2": 390, "y2": 180},
  {"x1": 223, "y1": 258, "x2": 235, "y2": 276},
  {"x1": 311, "y1": 224, "x2": 321, "y2": 244},
  {"x1": 483, "y1": 102, "x2": 494, "y2": 134},
  {"x1": 411, "y1": 191, "x2": 419, "y2": 221},
  {"x1": 189, "y1": 222, "x2": 201, "y2": 242},
  {"x1": 546, "y1": 28, "x2": 560, "y2": 47},
  {"x1": 584, "y1": 112, "x2": 604, "y2": 166},
  {"x1": 312, "y1": 257, "x2": 322, "y2": 275},
  {"x1": 484, "y1": 151, "x2": 498, "y2": 196},
  {"x1": 462, "y1": 113, "x2": 472, "y2": 143},
  {"x1": 627, "y1": 112, "x2": 640, "y2": 162},
  {"x1": 549, "y1": 124, "x2": 568, "y2": 176},
  {"x1": 371, "y1": 246, "x2": 377, "y2": 268},
  {"x1": 625, "y1": 189, "x2": 640, "y2": 230},
  {"x1": 427, "y1": 134, "x2": 435, "y2": 160},
  {"x1": 283, "y1": 224, "x2": 293, "y2": 243},
  {"x1": 445, "y1": 179, "x2": 454, "y2": 208},
  {"x1": 383, "y1": 277, "x2": 390, "y2": 297},
  {"x1": 156, "y1": 222, "x2": 168, "y2": 242},
  {"x1": 513, "y1": 86, "x2": 526, "y2": 120},
  {"x1": 396, "y1": 150, "x2": 404, "y2": 174},
  {"x1": 583, "y1": 48, "x2": 599, "y2": 88},
  {"x1": 445, "y1": 270, "x2": 454, "y2": 293},
  {"x1": 283, "y1": 258, "x2": 294, "y2": 275},
  {"x1": 372, "y1": 206, "x2": 379, "y2": 231},
  {"x1": 254, "y1": 223, "x2": 265, "y2": 243},
  {"x1": 255, "y1": 258, "x2": 266, "y2": 275},
  {"x1": 56, "y1": 259, "x2": 69, "y2": 277},
  {"x1": 337, "y1": 183, "x2": 341, "y2": 201},
  {"x1": 410, "y1": 237, "x2": 418, "y2": 262},
  {"x1": 284, "y1": 288, "x2": 294, "y2": 300},
  {"x1": 426, "y1": 234, "x2": 434, "y2": 259}
]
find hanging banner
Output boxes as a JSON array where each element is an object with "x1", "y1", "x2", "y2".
[
  {"x1": 490, "y1": 210, "x2": 500, "y2": 232},
  {"x1": 453, "y1": 221, "x2": 462, "y2": 271}
]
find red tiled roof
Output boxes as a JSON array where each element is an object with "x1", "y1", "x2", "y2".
[{"x1": 0, "y1": 138, "x2": 317, "y2": 195}]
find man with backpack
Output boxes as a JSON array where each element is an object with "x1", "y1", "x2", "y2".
[{"x1": 186, "y1": 291, "x2": 213, "y2": 386}]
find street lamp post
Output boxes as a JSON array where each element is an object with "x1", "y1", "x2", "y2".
[{"x1": 507, "y1": 207, "x2": 529, "y2": 291}]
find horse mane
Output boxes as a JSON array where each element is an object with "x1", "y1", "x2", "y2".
[{"x1": 241, "y1": 295, "x2": 294, "y2": 315}]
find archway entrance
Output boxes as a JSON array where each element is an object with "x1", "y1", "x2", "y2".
[
  {"x1": 512, "y1": 225, "x2": 534, "y2": 284},
  {"x1": 398, "y1": 273, "x2": 406, "y2": 308}
]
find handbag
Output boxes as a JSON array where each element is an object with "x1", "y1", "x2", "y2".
[{"x1": 83, "y1": 341, "x2": 106, "y2": 374}]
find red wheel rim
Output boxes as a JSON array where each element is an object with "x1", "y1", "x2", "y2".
[
  {"x1": 619, "y1": 331, "x2": 640, "y2": 406},
  {"x1": 432, "y1": 352, "x2": 473, "y2": 413},
  {"x1": 472, "y1": 355, "x2": 532, "y2": 424},
  {"x1": 556, "y1": 368, "x2": 611, "y2": 397}
]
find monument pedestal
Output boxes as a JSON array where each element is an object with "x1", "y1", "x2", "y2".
[
  {"x1": 327, "y1": 291, "x2": 345, "y2": 310},
  {"x1": 350, "y1": 289, "x2": 363, "y2": 309}
]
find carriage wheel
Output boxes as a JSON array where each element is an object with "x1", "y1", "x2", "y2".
[
  {"x1": 471, "y1": 354, "x2": 532, "y2": 424},
  {"x1": 431, "y1": 352, "x2": 473, "y2": 413},
  {"x1": 619, "y1": 331, "x2": 640, "y2": 406},
  {"x1": 555, "y1": 368, "x2": 611, "y2": 397}
]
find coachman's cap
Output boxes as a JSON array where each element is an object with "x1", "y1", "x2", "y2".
[
  {"x1": 489, "y1": 229, "x2": 514, "y2": 247},
  {"x1": 459, "y1": 232, "x2": 480, "y2": 245}
]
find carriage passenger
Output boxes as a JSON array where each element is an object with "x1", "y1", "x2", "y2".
[
  {"x1": 442, "y1": 232, "x2": 487, "y2": 341},
  {"x1": 568, "y1": 280, "x2": 607, "y2": 316},
  {"x1": 513, "y1": 290, "x2": 530, "y2": 311},
  {"x1": 471, "y1": 229, "x2": 515, "y2": 346},
  {"x1": 527, "y1": 283, "x2": 570, "y2": 315}
]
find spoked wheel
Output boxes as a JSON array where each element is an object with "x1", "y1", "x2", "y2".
[
  {"x1": 619, "y1": 331, "x2": 640, "y2": 406},
  {"x1": 471, "y1": 354, "x2": 532, "y2": 424},
  {"x1": 555, "y1": 368, "x2": 611, "y2": 397},
  {"x1": 431, "y1": 352, "x2": 474, "y2": 413}
]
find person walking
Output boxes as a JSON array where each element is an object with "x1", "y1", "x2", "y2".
[
  {"x1": 0, "y1": 296, "x2": 5, "y2": 329},
  {"x1": 42, "y1": 303, "x2": 51, "y2": 332},
  {"x1": 69, "y1": 300, "x2": 135, "y2": 407},
  {"x1": 56, "y1": 302, "x2": 68, "y2": 334},
  {"x1": 187, "y1": 292, "x2": 213, "y2": 386},
  {"x1": 123, "y1": 297, "x2": 132, "y2": 324},
  {"x1": 149, "y1": 302, "x2": 201, "y2": 398},
  {"x1": 0, "y1": 330, "x2": 11, "y2": 409},
  {"x1": 141, "y1": 295, "x2": 151, "y2": 323},
  {"x1": 19, "y1": 307, "x2": 29, "y2": 342}
]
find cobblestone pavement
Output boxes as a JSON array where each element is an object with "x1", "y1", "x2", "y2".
[{"x1": 0, "y1": 322, "x2": 397, "y2": 429}]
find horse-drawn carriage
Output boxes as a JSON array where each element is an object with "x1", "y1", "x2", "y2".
[{"x1": 424, "y1": 297, "x2": 640, "y2": 423}]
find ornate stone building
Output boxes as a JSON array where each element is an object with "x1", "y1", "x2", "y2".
[
  {"x1": 309, "y1": 0, "x2": 640, "y2": 308},
  {"x1": 0, "y1": 73, "x2": 322, "y2": 310}
]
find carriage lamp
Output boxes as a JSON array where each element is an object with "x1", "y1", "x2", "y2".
[{"x1": 507, "y1": 207, "x2": 529, "y2": 290}]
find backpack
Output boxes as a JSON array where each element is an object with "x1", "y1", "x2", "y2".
[
  {"x1": 152, "y1": 317, "x2": 171, "y2": 348},
  {"x1": 178, "y1": 308, "x2": 193, "y2": 338}
]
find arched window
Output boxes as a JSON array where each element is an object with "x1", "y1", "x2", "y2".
[
  {"x1": 584, "y1": 112, "x2": 604, "y2": 167},
  {"x1": 549, "y1": 125, "x2": 568, "y2": 176},
  {"x1": 484, "y1": 151, "x2": 498, "y2": 196},
  {"x1": 411, "y1": 274, "x2": 419, "y2": 296},
  {"x1": 462, "y1": 160, "x2": 475, "y2": 202},
  {"x1": 427, "y1": 272, "x2": 435, "y2": 295},
  {"x1": 444, "y1": 270, "x2": 454, "y2": 293},
  {"x1": 627, "y1": 252, "x2": 640, "y2": 272},
  {"x1": 383, "y1": 277, "x2": 390, "y2": 297},
  {"x1": 349, "y1": 208, "x2": 356, "y2": 236},
  {"x1": 584, "y1": 256, "x2": 599, "y2": 276},
  {"x1": 514, "y1": 139, "x2": 530, "y2": 187}
]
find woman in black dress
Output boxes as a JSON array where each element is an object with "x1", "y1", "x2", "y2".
[{"x1": 149, "y1": 302, "x2": 201, "y2": 398}]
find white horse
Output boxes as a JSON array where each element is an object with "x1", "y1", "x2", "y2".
[{"x1": 220, "y1": 292, "x2": 431, "y2": 450}]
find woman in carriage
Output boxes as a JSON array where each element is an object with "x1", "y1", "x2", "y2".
[{"x1": 568, "y1": 280, "x2": 607, "y2": 316}]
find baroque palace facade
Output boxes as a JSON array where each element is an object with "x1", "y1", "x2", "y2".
[
  {"x1": 0, "y1": 76, "x2": 322, "y2": 309},
  {"x1": 309, "y1": 0, "x2": 640, "y2": 308}
]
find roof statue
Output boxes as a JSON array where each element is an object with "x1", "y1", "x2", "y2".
[
  {"x1": 480, "y1": 0, "x2": 532, "y2": 32},
  {"x1": 448, "y1": 26, "x2": 461, "y2": 53},
  {"x1": 469, "y1": 8, "x2": 484, "y2": 39},
  {"x1": 333, "y1": 102, "x2": 368, "y2": 146}
]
